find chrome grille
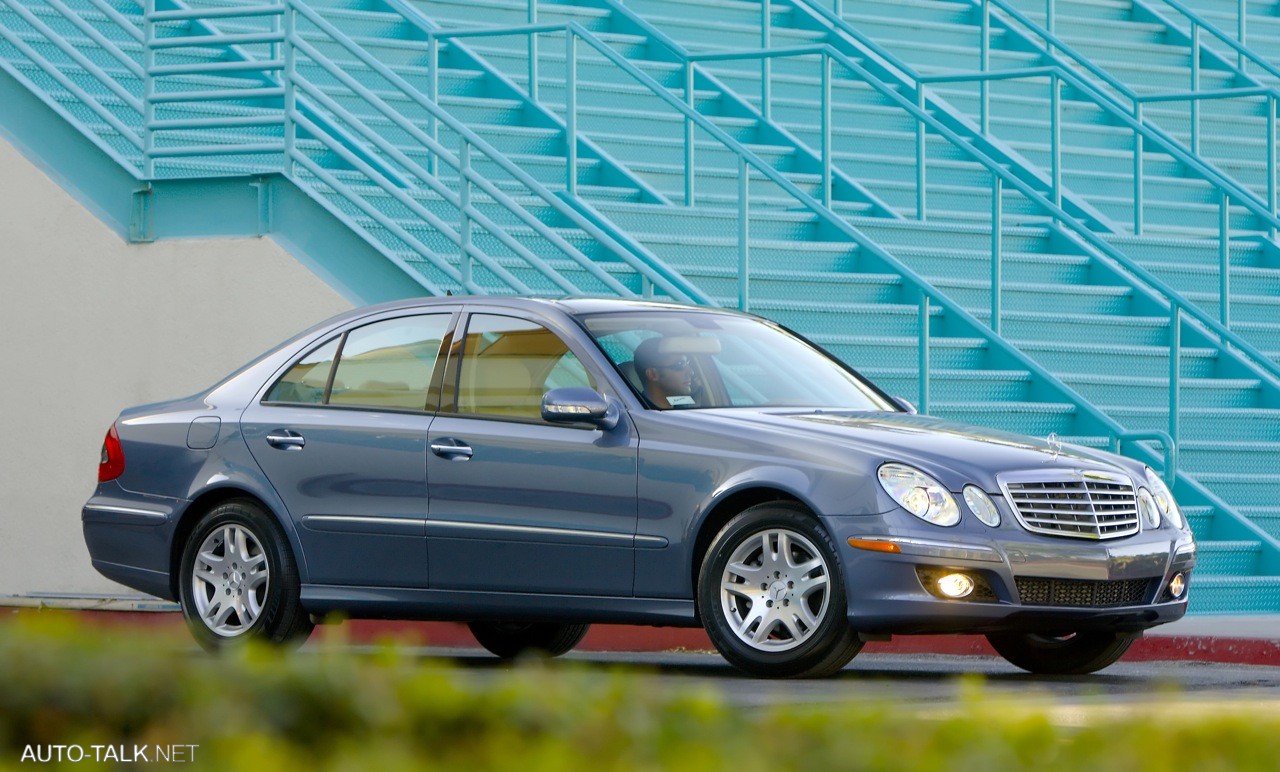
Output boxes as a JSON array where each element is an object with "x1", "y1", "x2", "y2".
[{"x1": 998, "y1": 470, "x2": 1139, "y2": 540}]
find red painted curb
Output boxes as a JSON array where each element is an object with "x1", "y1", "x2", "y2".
[{"x1": 13, "y1": 610, "x2": 1278, "y2": 667}]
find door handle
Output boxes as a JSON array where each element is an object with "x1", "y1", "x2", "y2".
[
  {"x1": 266, "y1": 430, "x2": 306, "y2": 450},
  {"x1": 430, "y1": 439, "x2": 473, "y2": 460}
]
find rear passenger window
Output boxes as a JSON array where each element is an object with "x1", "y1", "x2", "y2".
[
  {"x1": 327, "y1": 315, "x2": 451, "y2": 411},
  {"x1": 265, "y1": 336, "x2": 340, "y2": 405}
]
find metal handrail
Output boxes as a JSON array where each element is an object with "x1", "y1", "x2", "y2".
[
  {"x1": 426, "y1": 18, "x2": 1214, "y2": 475},
  {"x1": 973, "y1": 0, "x2": 1280, "y2": 229},
  {"x1": 792, "y1": 0, "x2": 1280, "y2": 238},
  {"x1": 555, "y1": 23, "x2": 1280, "y2": 447},
  {"x1": 674, "y1": 44, "x2": 1280, "y2": 401},
  {"x1": 912, "y1": 67, "x2": 1266, "y2": 336},
  {"x1": 1149, "y1": 0, "x2": 1280, "y2": 80},
  {"x1": 286, "y1": 0, "x2": 706, "y2": 302},
  {"x1": 876, "y1": 64, "x2": 1280, "y2": 397},
  {"x1": 0, "y1": 0, "x2": 144, "y2": 175},
  {"x1": 0, "y1": 0, "x2": 710, "y2": 298},
  {"x1": 0, "y1": 0, "x2": 1229, "y2": 482},
  {"x1": 596, "y1": 0, "x2": 899, "y2": 216}
]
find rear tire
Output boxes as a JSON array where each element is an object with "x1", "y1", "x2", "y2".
[
  {"x1": 698, "y1": 503, "x2": 861, "y2": 678},
  {"x1": 986, "y1": 630, "x2": 1138, "y2": 675},
  {"x1": 468, "y1": 621, "x2": 590, "y2": 658},
  {"x1": 178, "y1": 500, "x2": 313, "y2": 652}
]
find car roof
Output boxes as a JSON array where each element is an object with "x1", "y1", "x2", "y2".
[{"x1": 333, "y1": 295, "x2": 745, "y2": 321}]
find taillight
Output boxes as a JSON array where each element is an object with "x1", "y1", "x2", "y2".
[{"x1": 99, "y1": 423, "x2": 125, "y2": 483}]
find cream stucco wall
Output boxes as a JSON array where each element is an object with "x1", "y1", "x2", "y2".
[{"x1": 0, "y1": 137, "x2": 352, "y2": 599}]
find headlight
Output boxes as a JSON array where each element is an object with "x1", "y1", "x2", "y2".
[
  {"x1": 1144, "y1": 466, "x2": 1185, "y2": 530},
  {"x1": 1136, "y1": 487, "x2": 1161, "y2": 530},
  {"x1": 963, "y1": 486, "x2": 1001, "y2": 527},
  {"x1": 878, "y1": 463, "x2": 960, "y2": 527}
]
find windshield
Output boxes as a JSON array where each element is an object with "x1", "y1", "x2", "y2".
[{"x1": 579, "y1": 310, "x2": 896, "y2": 411}]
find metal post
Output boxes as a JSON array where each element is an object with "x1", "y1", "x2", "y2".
[
  {"x1": 738, "y1": 155, "x2": 750, "y2": 311},
  {"x1": 1269, "y1": 94, "x2": 1276, "y2": 236},
  {"x1": 1169, "y1": 305, "x2": 1181, "y2": 449},
  {"x1": 460, "y1": 138, "x2": 473, "y2": 288},
  {"x1": 282, "y1": 0, "x2": 295, "y2": 176},
  {"x1": 1190, "y1": 23, "x2": 1200, "y2": 155},
  {"x1": 834, "y1": 0, "x2": 842, "y2": 16},
  {"x1": 270, "y1": 1, "x2": 281, "y2": 73},
  {"x1": 1238, "y1": 0, "x2": 1247, "y2": 72},
  {"x1": 1133, "y1": 102, "x2": 1144, "y2": 235},
  {"x1": 821, "y1": 53, "x2": 831, "y2": 207},
  {"x1": 980, "y1": 0, "x2": 990, "y2": 134},
  {"x1": 685, "y1": 61, "x2": 695, "y2": 206},
  {"x1": 528, "y1": 0, "x2": 538, "y2": 102},
  {"x1": 143, "y1": 0, "x2": 155, "y2": 179},
  {"x1": 916, "y1": 86, "x2": 926, "y2": 220},
  {"x1": 991, "y1": 173, "x2": 1002, "y2": 335},
  {"x1": 1220, "y1": 192, "x2": 1231, "y2": 327},
  {"x1": 565, "y1": 31, "x2": 577, "y2": 196},
  {"x1": 1046, "y1": 0, "x2": 1055, "y2": 56},
  {"x1": 1051, "y1": 73, "x2": 1061, "y2": 215},
  {"x1": 918, "y1": 294, "x2": 931, "y2": 414},
  {"x1": 761, "y1": 0, "x2": 772, "y2": 120},
  {"x1": 428, "y1": 35, "x2": 438, "y2": 176}
]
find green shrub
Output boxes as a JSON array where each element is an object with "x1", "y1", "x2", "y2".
[{"x1": 0, "y1": 612, "x2": 1275, "y2": 771}]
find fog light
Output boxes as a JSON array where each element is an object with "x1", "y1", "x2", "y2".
[
  {"x1": 937, "y1": 573, "x2": 975, "y2": 599},
  {"x1": 1169, "y1": 572, "x2": 1186, "y2": 599}
]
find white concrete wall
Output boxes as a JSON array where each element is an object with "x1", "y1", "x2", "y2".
[{"x1": 0, "y1": 137, "x2": 352, "y2": 599}]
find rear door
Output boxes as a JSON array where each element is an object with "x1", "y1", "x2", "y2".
[{"x1": 241, "y1": 310, "x2": 456, "y2": 588}]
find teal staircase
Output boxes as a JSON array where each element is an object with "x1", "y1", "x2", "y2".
[
  {"x1": 2, "y1": 0, "x2": 1279, "y2": 612},
  {"x1": 320, "y1": 0, "x2": 1280, "y2": 612},
  {"x1": 675, "y1": 0, "x2": 1280, "y2": 370},
  {"x1": 1175, "y1": 0, "x2": 1280, "y2": 75},
  {"x1": 996, "y1": 0, "x2": 1279, "y2": 205}
]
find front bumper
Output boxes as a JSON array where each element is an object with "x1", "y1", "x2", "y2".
[{"x1": 828, "y1": 515, "x2": 1196, "y2": 635}]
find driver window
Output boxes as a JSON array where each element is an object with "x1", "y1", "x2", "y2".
[{"x1": 455, "y1": 314, "x2": 596, "y2": 420}]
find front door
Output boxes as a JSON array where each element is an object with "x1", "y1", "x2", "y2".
[
  {"x1": 242, "y1": 311, "x2": 455, "y2": 588},
  {"x1": 426, "y1": 311, "x2": 638, "y2": 596}
]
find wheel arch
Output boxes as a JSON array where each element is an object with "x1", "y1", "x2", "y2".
[
  {"x1": 169, "y1": 484, "x2": 306, "y2": 600},
  {"x1": 688, "y1": 483, "x2": 826, "y2": 609}
]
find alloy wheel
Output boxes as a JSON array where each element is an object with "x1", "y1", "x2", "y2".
[
  {"x1": 719, "y1": 528, "x2": 831, "y2": 652},
  {"x1": 191, "y1": 523, "x2": 270, "y2": 637}
]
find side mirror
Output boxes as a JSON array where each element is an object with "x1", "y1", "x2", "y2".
[
  {"x1": 891, "y1": 396, "x2": 918, "y2": 415},
  {"x1": 541, "y1": 387, "x2": 620, "y2": 430}
]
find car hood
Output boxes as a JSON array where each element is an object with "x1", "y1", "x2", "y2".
[{"x1": 689, "y1": 408, "x2": 1136, "y2": 490}]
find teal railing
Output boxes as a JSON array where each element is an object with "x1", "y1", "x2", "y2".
[
  {"x1": 421, "y1": 16, "x2": 1267, "y2": 480},
  {"x1": 7, "y1": 0, "x2": 1280, "y2": 581},
  {"x1": 788, "y1": 0, "x2": 1280, "y2": 240},
  {"x1": 0, "y1": 0, "x2": 712, "y2": 299},
  {"x1": 285, "y1": 0, "x2": 708, "y2": 302},
  {"x1": 968, "y1": 0, "x2": 1280, "y2": 232},
  {"x1": 667, "y1": 43, "x2": 1280, "y2": 448},
  {"x1": 4, "y1": 0, "x2": 1270, "y2": 487},
  {"x1": 510, "y1": 1, "x2": 1280, "y2": 445},
  {"x1": 0, "y1": 0, "x2": 148, "y2": 174},
  {"x1": 1144, "y1": 0, "x2": 1280, "y2": 83}
]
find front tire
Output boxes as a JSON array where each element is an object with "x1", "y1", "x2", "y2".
[
  {"x1": 468, "y1": 621, "x2": 590, "y2": 658},
  {"x1": 178, "y1": 500, "x2": 313, "y2": 652},
  {"x1": 986, "y1": 630, "x2": 1139, "y2": 675},
  {"x1": 698, "y1": 503, "x2": 861, "y2": 678}
]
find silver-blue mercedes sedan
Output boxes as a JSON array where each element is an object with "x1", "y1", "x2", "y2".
[{"x1": 83, "y1": 297, "x2": 1194, "y2": 677}]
